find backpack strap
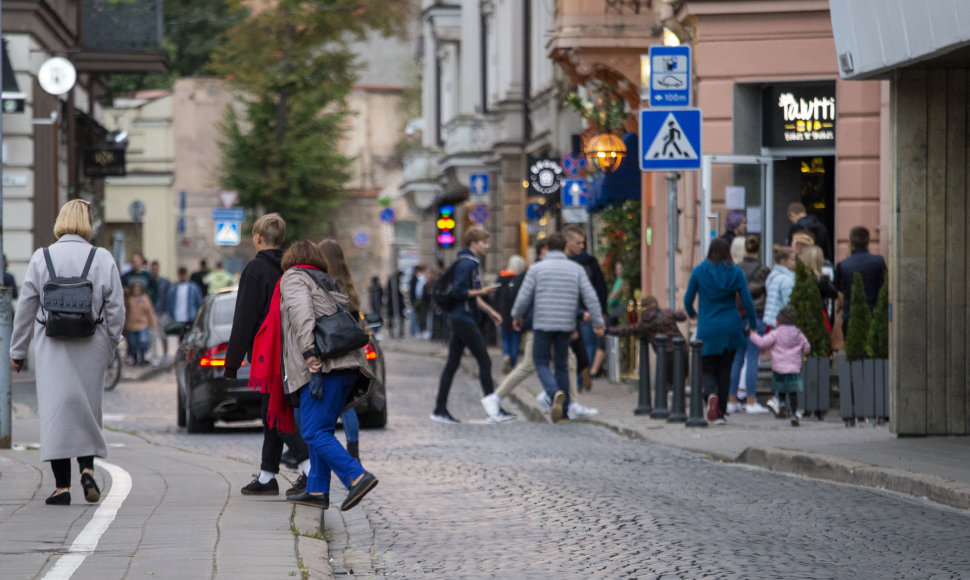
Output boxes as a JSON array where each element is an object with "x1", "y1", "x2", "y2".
[
  {"x1": 43, "y1": 248, "x2": 57, "y2": 278},
  {"x1": 80, "y1": 247, "x2": 97, "y2": 279}
]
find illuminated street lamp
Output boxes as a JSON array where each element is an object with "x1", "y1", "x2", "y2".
[{"x1": 584, "y1": 133, "x2": 626, "y2": 174}]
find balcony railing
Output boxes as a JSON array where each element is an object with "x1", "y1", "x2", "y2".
[{"x1": 82, "y1": 0, "x2": 163, "y2": 53}]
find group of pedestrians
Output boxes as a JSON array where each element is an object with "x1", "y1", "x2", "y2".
[
  {"x1": 432, "y1": 227, "x2": 605, "y2": 425},
  {"x1": 15, "y1": 203, "x2": 379, "y2": 512},
  {"x1": 687, "y1": 204, "x2": 886, "y2": 426},
  {"x1": 223, "y1": 213, "x2": 378, "y2": 511}
]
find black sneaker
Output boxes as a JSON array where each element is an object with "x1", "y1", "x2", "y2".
[
  {"x1": 430, "y1": 410, "x2": 461, "y2": 424},
  {"x1": 288, "y1": 492, "x2": 329, "y2": 509},
  {"x1": 285, "y1": 473, "x2": 307, "y2": 497},
  {"x1": 45, "y1": 490, "x2": 71, "y2": 505},
  {"x1": 241, "y1": 476, "x2": 279, "y2": 496},
  {"x1": 340, "y1": 472, "x2": 378, "y2": 511},
  {"x1": 280, "y1": 449, "x2": 299, "y2": 470}
]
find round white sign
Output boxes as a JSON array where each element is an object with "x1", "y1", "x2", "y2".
[{"x1": 38, "y1": 57, "x2": 77, "y2": 96}]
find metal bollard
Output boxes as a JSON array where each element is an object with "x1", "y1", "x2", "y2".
[
  {"x1": 651, "y1": 335, "x2": 670, "y2": 419},
  {"x1": 686, "y1": 339, "x2": 708, "y2": 427},
  {"x1": 633, "y1": 337, "x2": 652, "y2": 415},
  {"x1": 668, "y1": 337, "x2": 687, "y2": 422}
]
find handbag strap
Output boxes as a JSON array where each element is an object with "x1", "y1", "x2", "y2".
[
  {"x1": 302, "y1": 270, "x2": 350, "y2": 314},
  {"x1": 43, "y1": 247, "x2": 97, "y2": 279}
]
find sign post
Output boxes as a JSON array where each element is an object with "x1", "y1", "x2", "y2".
[
  {"x1": 640, "y1": 107, "x2": 702, "y2": 310},
  {"x1": 212, "y1": 208, "x2": 245, "y2": 246}
]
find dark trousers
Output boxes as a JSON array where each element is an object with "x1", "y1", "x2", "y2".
[
  {"x1": 533, "y1": 330, "x2": 573, "y2": 408},
  {"x1": 260, "y1": 393, "x2": 310, "y2": 474},
  {"x1": 50, "y1": 456, "x2": 94, "y2": 488},
  {"x1": 435, "y1": 317, "x2": 494, "y2": 412},
  {"x1": 702, "y1": 350, "x2": 736, "y2": 417}
]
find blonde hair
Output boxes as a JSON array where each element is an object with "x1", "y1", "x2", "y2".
[
  {"x1": 53, "y1": 200, "x2": 93, "y2": 241},
  {"x1": 729, "y1": 236, "x2": 746, "y2": 265},
  {"x1": 506, "y1": 255, "x2": 526, "y2": 275},
  {"x1": 800, "y1": 245, "x2": 825, "y2": 277},
  {"x1": 773, "y1": 244, "x2": 795, "y2": 264},
  {"x1": 253, "y1": 213, "x2": 286, "y2": 247}
]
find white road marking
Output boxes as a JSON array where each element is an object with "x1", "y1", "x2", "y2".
[
  {"x1": 101, "y1": 414, "x2": 126, "y2": 422},
  {"x1": 42, "y1": 459, "x2": 132, "y2": 580}
]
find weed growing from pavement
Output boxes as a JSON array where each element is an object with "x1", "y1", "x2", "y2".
[{"x1": 104, "y1": 426, "x2": 138, "y2": 437}]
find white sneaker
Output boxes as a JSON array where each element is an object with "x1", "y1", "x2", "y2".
[
  {"x1": 745, "y1": 402, "x2": 770, "y2": 414},
  {"x1": 726, "y1": 401, "x2": 743, "y2": 414},
  {"x1": 481, "y1": 393, "x2": 501, "y2": 421},
  {"x1": 569, "y1": 402, "x2": 598, "y2": 420},
  {"x1": 766, "y1": 398, "x2": 782, "y2": 418},
  {"x1": 537, "y1": 391, "x2": 552, "y2": 414}
]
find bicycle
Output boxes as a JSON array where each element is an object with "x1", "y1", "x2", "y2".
[{"x1": 103, "y1": 336, "x2": 125, "y2": 391}]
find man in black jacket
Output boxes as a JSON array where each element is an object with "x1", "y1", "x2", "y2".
[
  {"x1": 834, "y1": 225, "x2": 887, "y2": 338},
  {"x1": 786, "y1": 202, "x2": 832, "y2": 262},
  {"x1": 223, "y1": 213, "x2": 310, "y2": 498},
  {"x1": 563, "y1": 224, "x2": 609, "y2": 389}
]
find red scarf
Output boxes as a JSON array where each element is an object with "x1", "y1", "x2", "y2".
[{"x1": 247, "y1": 265, "x2": 321, "y2": 433}]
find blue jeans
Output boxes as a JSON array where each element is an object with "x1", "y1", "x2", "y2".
[
  {"x1": 299, "y1": 372, "x2": 365, "y2": 494},
  {"x1": 128, "y1": 329, "x2": 150, "y2": 358},
  {"x1": 341, "y1": 409, "x2": 359, "y2": 443},
  {"x1": 501, "y1": 328, "x2": 522, "y2": 367},
  {"x1": 579, "y1": 320, "x2": 597, "y2": 363},
  {"x1": 533, "y1": 330, "x2": 572, "y2": 409},
  {"x1": 730, "y1": 318, "x2": 766, "y2": 400}
]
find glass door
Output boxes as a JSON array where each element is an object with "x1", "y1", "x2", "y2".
[{"x1": 700, "y1": 155, "x2": 776, "y2": 265}]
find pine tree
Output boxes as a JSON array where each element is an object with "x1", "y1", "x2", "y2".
[
  {"x1": 845, "y1": 273, "x2": 872, "y2": 361},
  {"x1": 867, "y1": 278, "x2": 889, "y2": 359},
  {"x1": 789, "y1": 260, "x2": 830, "y2": 357},
  {"x1": 210, "y1": 0, "x2": 414, "y2": 240}
]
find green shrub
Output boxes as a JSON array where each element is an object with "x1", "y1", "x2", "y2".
[
  {"x1": 845, "y1": 273, "x2": 872, "y2": 361},
  {"x1": 790, "y1": 260, "x2": 830, "y2": 357},
  {"x1": 867, "y1": 278, "x2": 889, "y2": 359}
]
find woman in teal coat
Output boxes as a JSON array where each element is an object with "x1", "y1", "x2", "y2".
[{"x1": 684, "y1": 238, "x2": 757, "y2": 423}]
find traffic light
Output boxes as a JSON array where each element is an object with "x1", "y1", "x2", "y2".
[{"x1": 436, "y1": 204, "x2": 456, "y2": 248}]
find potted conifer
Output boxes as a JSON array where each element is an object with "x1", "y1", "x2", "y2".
[
  {"x1": 867, "y1": 280, "x2": 890, "y2": 423},
  {"x1": 839, "y1": 273, "x2": 873, "y2": 426},
  {"x1": 791, "y1": 260, "x2": 832, "y2": 420}
]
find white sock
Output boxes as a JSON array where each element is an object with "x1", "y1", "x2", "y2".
[
  {"x1": 258, "y1": 470, "x2": 275, "y2": 484},
  {"x1": 300, "y1": 459, "x2": 312, "y2": 476}
]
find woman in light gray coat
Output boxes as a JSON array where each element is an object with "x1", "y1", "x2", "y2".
[{"x1": 10, "y1": 200, "x2": 125, "y2": 505}]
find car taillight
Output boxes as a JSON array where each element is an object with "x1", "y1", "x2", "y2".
[
  {"x1": 364, "y1": 343, "x2": 377, "y2": 360},
  {"x1": 200, "y1": 344, "x2": 248, "y2": 367}
]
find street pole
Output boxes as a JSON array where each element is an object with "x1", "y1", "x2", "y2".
[
  {"x1": 666, "y1": 171, "x2": 679, "y2": 310},
  {"x1": 0, "y1": 1, "x2": 13, "y2": 450}
]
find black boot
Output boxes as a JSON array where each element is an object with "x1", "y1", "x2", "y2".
[{"x1": 347, "y1": 441, "x2": 359, "y2": 462}]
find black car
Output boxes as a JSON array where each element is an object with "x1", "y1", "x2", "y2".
[{"x1": 174, "y1": 288, "x2": 387, "y2": 433}]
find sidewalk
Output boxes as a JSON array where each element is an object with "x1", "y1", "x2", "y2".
[
  {"x1": 1, "y1": 361, "x2": 334, "y2": 579},
  {"x1": 388, "y1": 337, "x2": 970, "y2": 512}
]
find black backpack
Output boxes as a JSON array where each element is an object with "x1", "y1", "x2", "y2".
[
  {"x1": 38, "y1": 247, "x2": 102, "y2": 339},
  {"x1": 431, "y1": 260, "x2": 460, "y2": 311}
]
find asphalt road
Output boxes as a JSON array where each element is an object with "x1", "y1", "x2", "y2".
[{"x1": 15, "y1": 342, "x2": 970, "y2": 578}]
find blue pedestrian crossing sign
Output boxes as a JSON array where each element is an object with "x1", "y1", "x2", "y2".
[
  {"x1": 469, "y1": 173, "x2": 489, "y2": 195},
  {"x1": 561, "y1": 179, "x2": 589, "y2": 207},
  {"x1": 215, "y1": 221, "x2": 241, "y2": 246},
  {"x1": 639, "y1": 108, "x2": 702, "y2": 171}
]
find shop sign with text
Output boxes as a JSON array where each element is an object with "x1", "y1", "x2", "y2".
[
  {"x1": 84, "y1": 147, "x2": 126, "y2": 177},
  {"x1": 762, "y1": 83, "x2": 836, "y2": 149}
]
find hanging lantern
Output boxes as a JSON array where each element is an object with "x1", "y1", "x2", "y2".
[{"x1": 584, "y1": 133, "x2": 626, "y2": 174}]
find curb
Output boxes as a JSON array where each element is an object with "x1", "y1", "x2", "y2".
[{"x1": 739, "y1": 447, "x2": 970, "y2": 510}]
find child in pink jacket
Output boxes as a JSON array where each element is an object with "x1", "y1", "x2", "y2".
[{"x1": 748, "y1": 306, "x2": 810, "y2": 426}]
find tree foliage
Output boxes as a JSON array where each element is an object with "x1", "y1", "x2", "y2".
[
  {"x1": 790, "y1": 260, "x2": 830, "y2": 357},
  {"x1": 107, "y1": 0, "x2": 245, "y2": 98},
  {"x1": 845, "y1": 273, "x2": 872, "y2": 361},
  {"x1": 597, "y1": 201, "x2": 641, "y2": 324},
  {"x1": 210, "y1": 0, "x2": 414, "y2": 240},
  {"x1": 867, "y1": 278, "x2": 889, "y2": 359}
]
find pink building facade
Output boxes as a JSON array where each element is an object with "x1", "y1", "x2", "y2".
[{"x1": 644, "y1": 1, "x2": 887, "y2": 305}]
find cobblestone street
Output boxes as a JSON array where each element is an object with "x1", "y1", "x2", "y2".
[{"x1": 22, "y1": 341, "x2": 970, "y2": 578}]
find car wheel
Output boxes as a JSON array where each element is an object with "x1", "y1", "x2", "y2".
[
  {"x1": 185, "y1": 397, "x2": 214, "y2": 433},
  {"x1": 177, "y1": 387, "x2": 187, "y2": 428},
  {"x1": 358, "y1": 404, "x2": 387, "y2": 429}
]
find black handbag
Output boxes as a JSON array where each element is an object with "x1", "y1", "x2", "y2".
[{"x1": 305, "y1": 272, "x2": 370, "y2": 359}]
